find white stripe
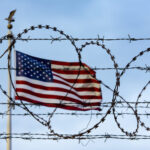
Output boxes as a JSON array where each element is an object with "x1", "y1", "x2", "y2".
[
  {"x1": 16, "y1": 92, "x2": 100, "y2": 109},
  {"x1": 16, "y1": 84, "x2": 83, "y2": 101},
  {"x1": 16, "y1": 84, "x2": 101, "y2": 103},
  {"x1": 16, "y1": 76, "x2": 100, "y2": 92},
  {"x1": 53, "y1": 75, "x2": 100, "y2": 93},
  {"x1": 53, "y1": 73, "x2": 100, "y2": 88},
  {"x1": 52, "y1": 71, "x2": 94, "y2": 79},
  {"x1": 78, "y1": 91, "x2": 100, "y2": 96},
  {"x1": 51, "y1": 64, "x2": 90, "y2": 71},
  {"x1": 16, "y1": 83, "x2": 101, "y2": 100}
]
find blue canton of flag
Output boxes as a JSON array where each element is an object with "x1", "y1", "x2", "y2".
[{"x1": 16, "y1": 51, "x2": 53, "y2": 82}]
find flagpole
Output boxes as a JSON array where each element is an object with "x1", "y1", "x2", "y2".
[{"x1": 6, "y1": 17, "x2": 13, "y2": 150}]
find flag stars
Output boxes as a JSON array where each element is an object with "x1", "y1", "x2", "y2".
[{"x1": 16, "y1": 51, "x2": 53, "y2": 82}]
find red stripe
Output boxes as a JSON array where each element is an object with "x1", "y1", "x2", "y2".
[
  {"x1": 16, "y1": 80, "x2": 101, "y2": 99},
  {"x1": 53, "y1": 73, "x2": 100, "y2": 90},
  {"x1": 16, "y1": 80, "x2": 101, "y2": 92},
  {"x1": 54, "y1": 78, "x2": 102, "y2": 93},
  {"x1": 53, "y1": 72, "x2": 99, "y2": 84},
  {"x1": 15, "y1": 93, "x2": 100, "y2": 107},
  {"x1": 65, "y1": 78, "x2": 100, "y2": 84},
  {"x1": 53, "y1": 74, "x2": 102, "y2": 96},
  {"x1": 15, "y1": 96, "x2": 101, "y2": 111},
  {"x1": 52, "y1": 68, "x2": 94, "y2": 75},
  {"x1": 51, "y1": 80, "x2": 102, "y2": 99},
  {"x1": 51, "y1": 60, "x2": 82, "y2": 66},
  {"x1": 51, "y1": 60, "x2": 95, "y2": 75},
  {"x1": 16, "y1": 80, "x2": 81, "y2": 98},
  {"x1": 51, "y1": 60, "x2": 87, "y2": 67},
  {"x1": 16, "y1": 88, "x2": 102, "y2": 101}
]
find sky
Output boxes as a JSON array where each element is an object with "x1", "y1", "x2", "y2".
[{"x1": 0, "y1": 0, "x2": 150, "y2": 150}]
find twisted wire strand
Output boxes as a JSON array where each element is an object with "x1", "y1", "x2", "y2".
[
  {"x1": 1, "y1": 133, "x2": 150, "y2": 140},
  {"x1": 0, "y1": 102, "x2": 150, "y2": 108},
  {"x1": 1, "y1": 112, "x2": 150, "y2": 116},
  {"x1": 1, "y1": 36, "x2": 150, "y2": 42},
  {"x1": 0, "y1": 66, "x2": 150, "y2": 71}
]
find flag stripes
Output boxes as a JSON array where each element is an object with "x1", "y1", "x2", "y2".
[{"x1": 15, "y1": 51, "x2": 102, "y2": 111}]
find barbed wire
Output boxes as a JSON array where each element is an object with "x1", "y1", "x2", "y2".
[
  {"x1": 1, "y1": 23, "x2": 150, "y2": 140},
  {"x1": 1, "y1": 35, "x2": 150, "y2": 42},
  {"x1": 1, "y1": 102, "x2": 150, "y2": 108},
  {"x1": 0, "y1": 65, "x2": 150, "y2": 71},
  {"x1": 1, "y1": 133, "x2": 150, "y2": 140},
  {"x1": 1, "y1": 112, "x2": 150, "y2": 116},
  {"x1": 1, "y1": 101, "x2": 150, "y2": 105},
  {"x1": 1, "y1": 24, "x2": 119, "y2": 139}
]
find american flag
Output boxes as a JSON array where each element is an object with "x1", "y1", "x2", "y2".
[{"x1": 15, "y1": 51, "x2": 102, "y2": 111}]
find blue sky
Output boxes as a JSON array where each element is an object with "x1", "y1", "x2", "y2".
[{"x1": 1, "y1": 0, "x2": 150, "y2": 150}]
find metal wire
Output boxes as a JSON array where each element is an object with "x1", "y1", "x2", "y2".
[
  {"x1": 0, "y1": 102, "x2": 150, "y2": 108},
  {"x1": 1, "y1": 112, "x2": 150, "y2": 116},
  {"x1": 0, "y1": 66, "x2": 150, "y2": 71},
  {"x1": 1, "y1": 133, "x2": 150, "y2": 140},
  {"x1": 1, "y1": 36, "x2": 150, "y2": 42}
]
